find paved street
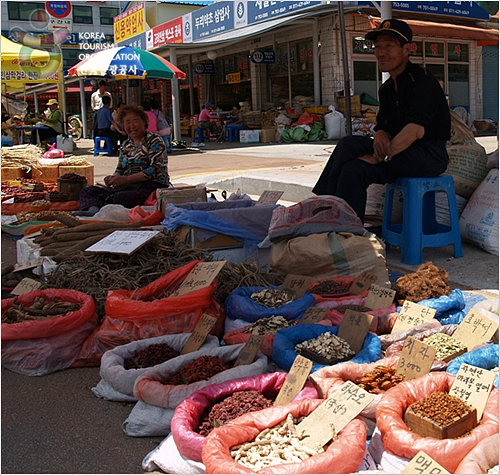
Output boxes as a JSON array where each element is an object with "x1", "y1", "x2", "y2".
[{"x1": 1, "y1": 134, "x2": 498, "y2": 474}]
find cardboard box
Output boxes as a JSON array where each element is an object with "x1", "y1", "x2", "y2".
[
  {"x1": 260, "y1": 127, "x2": 277, "y2": 143},
  {"x1": 337, "y1": 95, "x2": 361, "y2": 117},
  {"x1": 175, "y1": 226, "x2": 242, "y2": 250},
  {"x1": 31, "y1": 166, "x2": 59, "y2": 183},
  {"x1": 239, "y1": 130, "x2": 261, "y2": 143},
  {"x1": 59, "y1": 164, "x2": 94, "y2": 185},
  {"x1": 1, "y1": 167, "x2": 30, "y2": 182},
  {"x1": 156, "y1": 185, "x2": 207, "y2": 215}
]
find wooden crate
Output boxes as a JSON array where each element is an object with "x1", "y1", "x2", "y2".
[
  {"x1": 59, "y1": 164, "x2": 94, "y2": 185},
  {"x1": 337, "y1": 95, "x2": 361, "y2": 117},
  {"x1": 31, "y1": 166, "x2": 59, "y2": 183},
  {"x1": 1, "y1": 167, "x2": 29, "y2": 182},
  {"x1": 404, "y1": 403, "x2": 477, "y2": 439}
]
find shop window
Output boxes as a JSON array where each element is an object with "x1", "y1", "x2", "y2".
[
  {"x1": 100, "y1": 7, "x2": 119, "y2": 26},
  {"x1": 236, "y1": 55, "x2": 250, "y2": 81},
  {"x1": 448, "y1": 63, "x2": 469, "y2": 108},
  {"x1": 63, "y1": 49, "x2": 81, "y2": 70},
  {"x1": 425, "y1": 63, "x2": 445, "y2": 85},
  {"x1": 407, "y1": 41, "x2": 423, "y2": 58},
  {"x1": 353, "y1": 61, "x2": 378, "y2": 99},
  {"x1": 352, "y1": 37, "x2": 374, "y2": 54},
  {"x1": 425, "y1": 41, "x2": 445, "y2": 58},
  {"x1": 73, "y1": 5, "x2": 93, "y2": 24},
  {"x1": 297, "y1": 40, "x2": 313, "y2": 71},
  {"x1": 8, "y1": 2, "x2": 45, "y2": 21},
  {"x1": 448, "y1": 43, "x2": 469, "y2": 62}
]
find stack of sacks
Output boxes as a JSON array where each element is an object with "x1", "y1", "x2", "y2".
[
  {"x1": 123, "y1": 344, "x2": 268, "y2": 437},
  {"x1": 92, "y1": 333, "x2": 220, "y2": 401}
]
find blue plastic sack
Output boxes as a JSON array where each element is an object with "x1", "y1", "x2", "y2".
[
  {"x1": 398, "y1": 289, "x2": 466, "y2": 325},
  {"x1": 447, "y1": 344, "x2": 499, "y2": 388},
  {"x1": 224, "y1": 286, "x2": 316, "y2": 323},
  {"x1": 272, "y1": 324, "x2": 382, "y2": 373}
]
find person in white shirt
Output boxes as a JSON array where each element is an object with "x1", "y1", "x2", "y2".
[{"x1": 91, "y1": 80, "x2": 112, "y2": 112}]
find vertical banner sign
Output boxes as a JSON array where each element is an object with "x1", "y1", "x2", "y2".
[
  {"x1": 114, "y1": 3, "x2": 145, "y2": 45},
  {"x1": 182, "y1": 13, "x2": 193, "y2": 43}
]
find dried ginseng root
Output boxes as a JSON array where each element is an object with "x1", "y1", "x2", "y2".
[{"x1": 231, "y1": 413, "x2": 330, "y2": 471}]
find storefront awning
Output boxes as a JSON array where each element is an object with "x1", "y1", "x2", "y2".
[{"x1": 369, "y1": 17, "x2": 498, "y2": 43}]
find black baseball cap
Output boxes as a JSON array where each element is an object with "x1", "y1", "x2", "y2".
[{"x1": 365, "y1": 19, "x2": 413, "y2": 45}]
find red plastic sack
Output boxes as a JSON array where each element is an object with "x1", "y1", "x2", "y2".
[
  {"x1": 202, "y1": 398, "x2": 366, "y2": 474},
  {"x1": 310, "y1": 356, "x2": 400, "y2": 420},
  {"x1": 2, "y1": 289, "x2": 96, "y2": 341},
  {"x1": 307, "y1": 276, "x2": 357, "y2": 303},
  {"x1": 74, "y1": 261, "x2": 225, "y2": 366},
  {"x1": 144, "y1": 190, "x2": 158, "y2": 206},
  {"x1": 293, "y1": 111, "x2": 314, "y2": 126},
  {"x1": 376, "y1": 372, "x2": 499, "y2": 473},
  {"x1": 171, "y1": 372, "x2": 319, "y2": 462},
  {"x1": 128, "y1": 205, "x2": 164, "y2": 226},
  {"x1": 223, "y1": 324, "x2": 274, "y2": 356}
]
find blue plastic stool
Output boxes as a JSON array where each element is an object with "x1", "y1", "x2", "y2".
[
  {"x1": 94, "y1": 136, "x2": 113, "y2": 156},
  {"x1": 224, "y1": 126, "x2": 240, "y2": 142},
  {"x1": 162, "y1": 134, "x2": 173, "y2": 153},
  {"x1": 193, "y1": 127, "x2": 210, "y2": 143},
  {"x1": 381, "y1": 175, "x2": 463, "y2": 265}
]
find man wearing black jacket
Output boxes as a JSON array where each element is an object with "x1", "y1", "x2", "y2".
[{"x1": 313, "y1": 19, "x2": 450, "y2": 223}]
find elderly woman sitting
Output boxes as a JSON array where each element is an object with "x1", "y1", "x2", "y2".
[{"x1": 76, "y1": 105, "x2": 171, "y2": 216}]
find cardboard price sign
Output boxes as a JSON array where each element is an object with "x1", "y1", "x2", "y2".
[
  {"x1": 401, "y1": 451, "x2": 450, "y2": 474},
  {"x1": 449, "y1": 363, "x2": 496, "y2": 421},
  {"x1": 233, "y1": 335, "x2": 265, "y2": 367},
  {"x1": 350, "y1": 270, "x2": 377, "y2": 295},
  {"x1": 180, "y1": 314, "x2": 218, "y2": 355},
  {"x1": 280, "y1": 274, "x2": 312, "y2": 300},
  {"x1": 395, "y1": 336, "x2": 436, "y2": 380},
  {"x1": 452, "y1": 310, "x2": 499, "y2": 350},
  {"x1": 364, "y1": 284, "x2": 395, "y2": 310},
  {"x1": 273, "y1": 355, "x2": 312, "y2": 406},
  {"x1": 172, "y1": 261, "x2": 226, "y2": 297},
  {"x1": 255, "y1": 190, "x2": 284, "y2": 206},
  {"x1": 299, "y1": 307, "x2": 328, "y2": 324},
  {"x1": 296, "y1": 381, "x2": 374, "y2": 451},
  {"x1": 13, "y1": 257, "x2": 44, "y2": 272},
  {"x1": 85, "y1": 230, "x2": 160, "y2": 254},
  {"x1": 391, "y1": 301, "x2": 436, "y2": 334},
  {"x1": 337, "y1": 309, "x2": 373, "y2": 354},
  {"x1": 11, "y1": 278, "x2": 42, "y2": 296}
]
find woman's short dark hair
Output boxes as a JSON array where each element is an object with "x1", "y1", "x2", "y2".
[
  {"x1": 141, "y1": 100, "x2": 151, "y2": 111},
  {"x1": 118, "y1": 104, "x2": 149, "y2": 127},
  {"x1": 150, "y1": 99, "x2": 159, "y2": 110}
]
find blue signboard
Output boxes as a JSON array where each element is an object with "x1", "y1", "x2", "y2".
[
  {"x1": 118, "y1": 32, "x2": 146, "y2": 49},
  {"x1": 251, "y1": 50, "x2": 276, "y2": 64},
  {"x1": 391, "y1": 1, "x2": 490, "y2": 20},
  {"x1": 192, "y1": 1, "x2": 234, "y2": 41},
  {"x1": 247, "y1": 1, "x2": 322, "y2": 24}
]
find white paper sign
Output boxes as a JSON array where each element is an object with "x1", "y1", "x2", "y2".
[{"x1": 85, "y1": 230, "x2": 160, "y2": 254}]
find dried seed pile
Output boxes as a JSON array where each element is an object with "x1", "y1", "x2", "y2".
[
  {"x1": 407, "y1": 392, "x2": 474, "y2": 427},
  {"x1": 334, "y1": 304, "x2": 371, "y2": 314},
  {"x1": 295, "y1": 332, "x2": 355, "y2": 360},
  {"x1": 422, "y1": 333, "x2": 467, "y2": 361},
  {"x1": 198, "y1": 390, "x2": 274, "y2": 436},
  {"x1": 231, "y1": 413, "x2": 326, "y2": 470},
  {"x1": 45, "y1": 232, "x2": 211, "y2": 319},
  {"x1": 242, "y1": 315, "x2": 295, "y2": 335},
  {"x1": 164, "y1": 355, "x2": 230, "y2": 385},
  {"x1": 2, "y1": 296, "x2": 82, "y2": 324},
  {"x1": 355, "y1": 365, "x2": 405, "y2": 394},
  {"x1": 394, "y1": 262, "x2": 452, "y2": 306},
  {"x1": 14, "y1": 210, "x2": 73, "y2": 225},
  {"x1": 251, "y1": 288, "x2": 295, "y2": 308},
  {"x1": 310, "y1": 281, "x2": 349, "y2": 296},
  {"x1": 123, "y1": 343, "x2": 180, "y2": 370}
]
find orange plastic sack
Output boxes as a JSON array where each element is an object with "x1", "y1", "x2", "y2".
[
  {"x1": 73, "y1": 261, "x2": 225, "y2": 366},
  {"x1": 455, "y1": 434, "x2": 499, "y2": 474},
  {"x1": 2, "y1": 289, "x2": 96, "y2": 341},
  {"x1": 202, "y1": 398, "x2": 366, "y2": 474},
  {"x1": 376, "y1": 372, "x2": 499, "y2": 473},
  {"x1": 292, "y1": 111, "x2": 314, "y2": 126},
  {"x1": 128, "y1": 205, "x2": 164, "y2": 226},
  {"x1": 310, "y1": 355, "x2": 400, "y2": 420}
]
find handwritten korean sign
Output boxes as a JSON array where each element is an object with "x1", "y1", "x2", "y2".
[
  {"x1": 296, "y1": 381, "x2": 374, "y2": 451},
  {"x1": 395, "y1": 336, "x2": 436, "y2": 380},
  {"x1": 350, "y1": 270, "x2": 377, "y2": 295},
  {"x1": 11, "y1": 278, "x2": 42, "y2": 296},
  {"x1": 364, "y1": 284, "x2": 395, "y2": 310},
  {"x1": 233, "y1": 334, "x2": 265, "y2": 367},
  {"x1": 337, "y1": 309, "x2": 373, "y2": 353},
  {"x1": 274, "y1": 355, "x2": 312, "y2": 406},
  {"x1": 299, "y1": 307, "x2": 328, "y2": 324},
  {"x1": 449, "y1": 363, "x2": 496, "y2": 420},
  {"x1": 391, "y1": 301, "x2": 436, "y2": 334},
  {"x1": 401, "y1": 451, "x2": 450, "y2": 474},
  {"x1": 85, "y1": 230, "x2": 160, "y2": 255},
  {"x1": 172, "y1": 261, "x2": 226, "y2": 297},
  {"x1": 180, "y1": 314, "x2": 218, "y2": 355},
  {"x1": 280, "y1": 274, "x2": 311, "y2": 300},
  {"x1": 452, "y1": 310, "x2": 499, "y2": 350}
]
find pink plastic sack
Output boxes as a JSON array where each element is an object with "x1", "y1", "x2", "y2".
[
  {"x1": 455, "y1": 434, "x2": 499, "y2": 474},
  {"x1": 202, "y1": 398, "x2": 367, "y2": 474},
  {"x1": 376, "y1": 372, "x2": 499, "y2": 473},
  {"x1": 128, "y1": 205, "x2": 164, "y2": 226},
  {"x1": 171, "y1": 372, "x2": 319, "y2": 462},
  {"x1": 42, "y1": 142, "x2": 64, "y2": 159}
]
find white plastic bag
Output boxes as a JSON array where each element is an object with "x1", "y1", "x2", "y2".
[{"x1": 324, "y1": 105, "x2": 346, "y2": 140}]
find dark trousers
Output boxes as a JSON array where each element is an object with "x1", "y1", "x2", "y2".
[
  {"x1": 31, "y1": 126, "x2": 58, "y2": 144},
  {"x1": 312, "y1": 135, "x2": 449, "y2": 222},
  {"x1": 96, "y1": 128, "x2": 124, "y2": 151}
]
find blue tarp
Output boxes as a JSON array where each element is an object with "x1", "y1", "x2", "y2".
[{"x1": 447, "y1": 344, "x2": 499, "y2": 388}]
